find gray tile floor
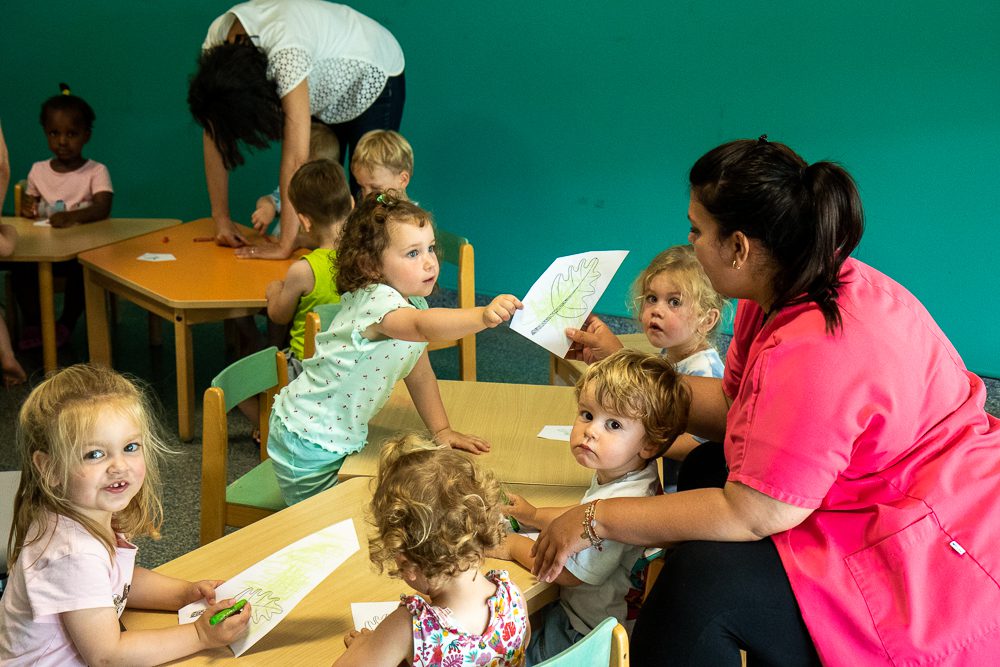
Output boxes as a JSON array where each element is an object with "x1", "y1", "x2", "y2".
[{"x1": 1, "y1": 292, "x2": 997, "y2": 568}]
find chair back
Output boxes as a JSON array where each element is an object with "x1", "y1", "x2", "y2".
[
  {"x1": 429, "y1": 228, "x2": 477, "y2": 381},
  {"x1": 303, "y1": 302, "x2": 343, "y2": 359},
  {"x1": 536, "y1": 617, "x2": 629, "y2": 667}
]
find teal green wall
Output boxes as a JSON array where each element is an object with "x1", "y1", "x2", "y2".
[{"x1": 3, "y1": 2, "x2": 998, "y2": 375}]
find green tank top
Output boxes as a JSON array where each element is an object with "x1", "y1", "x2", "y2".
[{"x1": 288, "y1": 248, "x2": 340, "y2": 359}]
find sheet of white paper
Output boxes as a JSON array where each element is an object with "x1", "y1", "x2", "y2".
[
  {"x1": 137, "y1": 253, "x2": 176, "y2": 262},
  {"x1": 351, "y1": 601, "x2": 401, "y2": 631},
  {"x1": 510, "y1": 250, "x2": 628, "y2": 357},
  {"x1": 537, "y1": 425, "x2": 572, "y2": 441},
  {"x1": 178, "y1": 519, "x2": 359, "y2": 657},
  {"x1": 33, "y1": 219, "x2": 50, "y2": 227}
]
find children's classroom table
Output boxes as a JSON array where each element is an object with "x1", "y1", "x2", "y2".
[
  {"x1": 120, "y1": 477, "x2": 586, "y2": 665},
  {"x1": 0, "y1": 216, "x2": 180, "y2": 373},
  {"x1": 341, "y1": 380, "x2": 594, "y2": 487},
  {"x1": 79, "y1": 218, "x2": 301, "y2": 440},
  {"x1": 549, "y1": 332, "x2": 660, "y2": 386}
]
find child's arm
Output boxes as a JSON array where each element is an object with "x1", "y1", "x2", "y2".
[
  {"x1": 502, "y1": 493, "x2": 577, "y2": 531},
  {"x1": 334, "y1": 605, "x2": 412, "y2": 666},
  {"x1": 0, "y1": 223, "x2": 18, "y2": 256},
  {"x1": 403, "y1": 351, "x2": 490, "y2": 453},
  {"x1": 489, "y1": 534, "x2": 582, "y2": 587},
  {"x1": 251, "y1": 194, "x2": 278, "y2": 234},
  {"x1": 20, "y1": 192, "x2": 38, "y2": 218},
  {"x1": 266, "y1": 260, "x2": 315, "y2": 325},
  {"x1": 370, "y1": 294, "x2": 522, "y2": 343},
  {"x1": 0, "y1": 314, "x2": 26, "y2": 387},
  {"x1": 126, "y1": 567, "x2": 222, "y2": 611},
  {"x1": 62, "y1": 596, "x2": 250, "y2": 665},
  {"x1": 49, "y1": 191, "x2": 113, "y2": 228}
]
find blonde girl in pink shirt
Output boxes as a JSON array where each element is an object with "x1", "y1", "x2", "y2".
[{"x1": 0, "y1": 365, "x2": 250, "y2": 666}]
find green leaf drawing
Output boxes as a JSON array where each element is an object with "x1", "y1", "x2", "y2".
[
  {"x1": 531, "y1": 257, "x2": 601, "y2": 335},
  {"x1": 234, "y1": 586, "x2": 285, "y2": 624}
]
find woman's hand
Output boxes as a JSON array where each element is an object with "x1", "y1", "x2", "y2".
[
  {"x1": 531, "y1": 504, "x2": 590, "y2": 583},
  {"x1": 564, "y1": 315, "x2": 623, "y2": 363},
  {"x1": 435, "y1": 427, "x2": 491, "y2": 454},
  {"x1": 214, "y1": 218, "x2": 248, "y2": 248},
  {"x1": 503, "y1": 493, "x2": 538, "y2": 527},
  {"x1": 235, "y1": 242, "x2": 291, "y2": 260},
  {"x1": 481, "y1": 294, "x2": 523, "y2": 327}
]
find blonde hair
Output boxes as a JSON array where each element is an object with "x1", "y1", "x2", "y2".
[
  {"x1": 8, "y1": 365, "x2": 172, "y2": 564},
  {"x1": 367, "y1": 434, "x2": 504, "y2": 583},
  {"x1": 351, "y1": 129, "x2": 413, "y2": 176},
  {"x1": 632, "y1": 245, "x2": 727, "y2": 345},
  {"x1": 577, "y1": 349, "x2": 691, "y2": 458},
  {"x1": 309, "y1": 121, "x2": 340, "y2": 162}
]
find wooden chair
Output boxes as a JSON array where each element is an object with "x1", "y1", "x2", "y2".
[
  {"x1": 537, "y1": 616, "x2": 629, "y2": 666},
  {"x1": 200, "y1": 346, "x2": 288, "y2": 545},
  {"x1": 430, "y1": 228, "x2": 476, "y2": 381},
  {"x1": 302, "y1": 302, "x2": 343, "y2": 360}
]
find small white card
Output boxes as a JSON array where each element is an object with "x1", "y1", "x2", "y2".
[
  {"x1": 351, "y1": 601, "x2": 400, "y2": 632},
  {"x1": 537, "y1": 425, "x2": 572, "y2": 441},
  {"x1": 33, "y1": 219, "x2": 51, "y2": 227},
  {"x1": 137, "y1": 253, "x2": 176, "y2": 262}
]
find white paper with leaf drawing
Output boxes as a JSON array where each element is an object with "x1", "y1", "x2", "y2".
[
  {"x1": 178, "y1": 519, "x2": 359, "y2": 656},
  {"x1": 510, "y1": 251, "x2": 628, "y2": 357}
]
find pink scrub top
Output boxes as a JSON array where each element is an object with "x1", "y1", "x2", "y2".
[{"x1": 722, "y1": 258, "x2": 1000, "y2": 666}]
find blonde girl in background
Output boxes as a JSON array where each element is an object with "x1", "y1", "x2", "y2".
[
  {"x1": 0, "y1": 365, "x2": 249, "y2": 666},
  {"x1": 335, "y1": 434, "x2": 529, "y2": 666}
]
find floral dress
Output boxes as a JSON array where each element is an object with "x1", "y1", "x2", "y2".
[{"x1": 403, "y1": 570, "x2": 528, "y2": 667}]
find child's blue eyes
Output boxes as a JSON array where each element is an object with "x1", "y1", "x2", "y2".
[
  {"x1": 84, "y1": 450, "x2": 105, "y2": 460},
  {"x1": 125, "y1": 442, "x2": 141, "y2": 452},
  {"x1": 82, "y1": 443, "x2": 141, "y2": 460}
]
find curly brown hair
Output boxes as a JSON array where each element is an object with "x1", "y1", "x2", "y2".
[
  {"x1": 367, "y1": 434, "x2": 505, "y2": 583},
  {"x1": 335, "y1": 190, "x2": 435, "y2": 294},
  {"x1": 576, "y1": 349, "x2": 691, "y2": 457}
]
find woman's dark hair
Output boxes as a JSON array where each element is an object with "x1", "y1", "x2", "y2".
[
  {"x1": 335, "y1": 191, "x2": 433, "y2": 294},
  {"x1": 40, "y1": 84, "x2": 95, "y2": 130},
  {"x1": 187, "y1": 43, "x2": 283, "y2": 170},
  {"x1": 689, "y1": 137, "x2": 864, "y2": 332}
]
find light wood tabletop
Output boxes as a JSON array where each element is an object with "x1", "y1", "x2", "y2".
[
  {"x1": 79, "y1": 218, "x2": 302, "y2": 440},
  {"x1": 549, "y1": 332, "x2": 660, "y2": 386},
  {"x1": 340, "y1": 380, "x2": 593, "y2": 488},
  {"x1": 121, "y1": 477, "x2": 587, "y2": 665},
  {"x1": 1, "y1": 216, "x2": 180, "y2": 372}
]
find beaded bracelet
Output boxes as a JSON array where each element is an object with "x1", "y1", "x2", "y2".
[{"x1": 580, "y1": 500, "x2": 604, "y2": 551}]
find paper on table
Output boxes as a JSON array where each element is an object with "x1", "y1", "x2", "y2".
[
  {"x1": 537, "y1": 425, "x2": 572, "y2": 442},
  {"x1": 33, "y1": 220, "x2": 50, "y2": 227},
  {"x1": 137, "y1": 253, "x2": 176, "y2": 262},
  {"x1": 178, "y1": 519, "x2": 360, "y2": 657},
  {"x1": 351, "y1": 601, "x2": 401, "y2": 632},
  {"x1": 510, "y1": 251, "x2": 628, "y2": 357}
]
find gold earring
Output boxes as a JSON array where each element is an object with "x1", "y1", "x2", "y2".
[{"x1": 732, "y1": 259, "x2": 740, "y2": 270}]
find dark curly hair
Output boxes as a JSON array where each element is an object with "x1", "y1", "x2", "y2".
[
  {"x1": 187, "y1": 43, "x2": 283, "y2": 170},
  {"x1": 335, "y1": 190, "x2": 434, "y2": 294},
  {"x1": 40, "y1": 84, "x2": 95, "y2": 130}
]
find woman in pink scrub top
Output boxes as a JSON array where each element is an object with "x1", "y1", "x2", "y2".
[{"x1": 536, "y1": 137, "x2": 1000, "y2": 666}]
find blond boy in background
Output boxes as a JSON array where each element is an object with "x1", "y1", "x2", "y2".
[{"x1": 350, "y1": 129, "x2": 413, "y2": 198}]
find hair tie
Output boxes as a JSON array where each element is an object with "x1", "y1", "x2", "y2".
[
  {"x1": 757, "y1": 134, "x2": 769, "y2": 145},
  {"x1": 59, "y1": 82, "x2": 71, "y2": 96}
]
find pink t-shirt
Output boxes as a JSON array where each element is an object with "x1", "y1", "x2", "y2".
[
  {"x1": 722, "y1": 258, "x2": 1000, "y2": 665},
  {"x1": 25, "y1": 159, "x2": 113, "y2": 212},
  {"x1": 0, "y1": 513, "x2": 136, "y2": 666}
]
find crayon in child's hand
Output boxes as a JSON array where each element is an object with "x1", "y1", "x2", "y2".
[
  {"x1": 209, "y1": 599, "x2": 247, "y2": 626},
  {"x1": 500, "y1": 490, "x2": 520, "y2": 532}
]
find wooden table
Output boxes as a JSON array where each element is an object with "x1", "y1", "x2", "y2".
[
  {"x1": 121, "y1": 477, "x2": 586, "y2": 665},
  {"x1": 1, "y1": 216, "x2": 179, "y2": 373},
  {"x1": 340, "y1": 380, "x2": 593, "y2": 488},
  {"x1": 80, "y1": 218, "x2": 300, "y2": 440},
  {"x1": 549, "y1": 332, "x2": 660, "y2": 386}
]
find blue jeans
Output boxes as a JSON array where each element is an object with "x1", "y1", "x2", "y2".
[
  {"x1": 323, "y1": 72, "x2": 406, "y2": 193},
  {"x1": 526, "y1": 602, "x2": 583, "y2": 665}
]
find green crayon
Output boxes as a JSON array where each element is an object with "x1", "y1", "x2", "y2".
[
  {"x1": 209, "y1": 599, "x2": 247, "y2": 626},
  {"x1": 500, "y1": 490, "x2": 520, "y2": 532}
]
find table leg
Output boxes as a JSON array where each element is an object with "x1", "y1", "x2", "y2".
[
  {"x1": 174, "y1": 312, "x2": 195, "y2": 441},
  {"x1": 84, "y1": 266, "x2": 112, "y2": 366},
  {"x1": 38, "y1": 262, "x2": 56, "y2": 373}
]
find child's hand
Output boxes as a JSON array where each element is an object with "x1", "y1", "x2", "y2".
[
  {"x1": 194, "y1": 598, "x2": 251, "y2": 648},
  {"x1": 265, "y1": 279, "x2": 284, "y2": 302},
  {"x1": 503, "y1": 493, "x2": 538, "y2": 527},
  {"x1": 435, "y1": 427, "x2": 491, "y2": 454},
  {"x1": 1, "y1": 354, "x2": 26, "y2": 388},
  {"x1": 486, "y1": 536, "x2": 513, "y2": 561},
  {"x1": 344, "y1": 627, "x2": 372, "y2": 649},
  {"x1": 184, "y1": 579, "x2": 225, "y2": 607},
  {"x1": 251, "y1": 200, "x2": 277, "y2": 233},
  {"x1": 49, "y1": 211, "x2": 74, "y2": 228},
  {"x1": 482, "y1": 294, "x2": 523, "y2": 328}
]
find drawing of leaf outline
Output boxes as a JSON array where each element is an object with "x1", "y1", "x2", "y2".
[
  {"x1": 550, "y1": 257, "x2": 599, "y2": 319},
  {"x1": 234, "y1": 586, "x2": 284, "y2": 624}
]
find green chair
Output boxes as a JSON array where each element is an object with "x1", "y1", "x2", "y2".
[
  {"x1": 429, "y1": 228, "x2": 477, "y2": 381},
  {"x1": 199, "y1": 346, "x2": 288, "y2": 545},
  {"x1": 536, "y1": 617, "x2": 629, "y2": 666},
  {"x1": 303, "y1": 302, "x2": 343, "y2": 359}
]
